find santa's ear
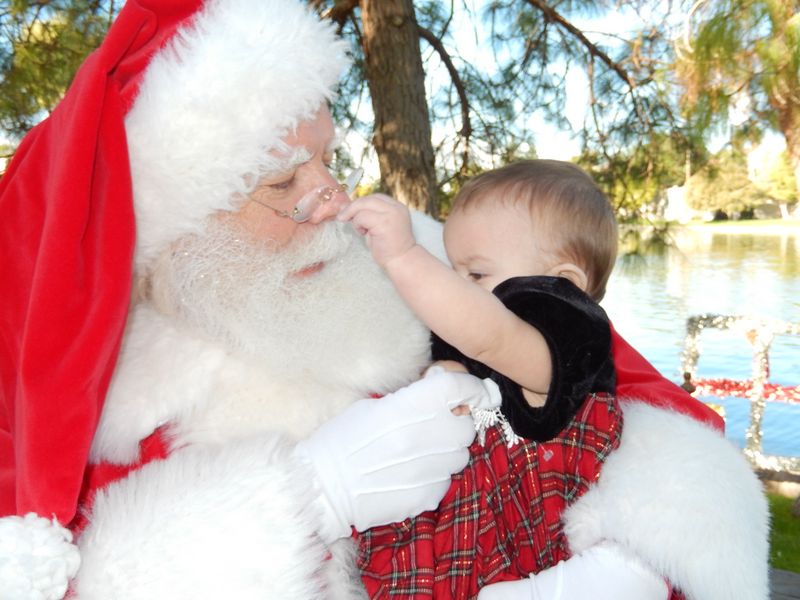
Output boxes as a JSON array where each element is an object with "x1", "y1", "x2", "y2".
[{"x1": 547, "y1": 262, "x2": 588, "y2": 292}]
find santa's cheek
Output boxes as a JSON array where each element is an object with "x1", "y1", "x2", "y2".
[{"x1": 221, "y1": 205, "x2": 303, "y2": 247}]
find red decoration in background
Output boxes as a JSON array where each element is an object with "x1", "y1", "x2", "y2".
[{"x1": 694, "y1": 378, "x2": 800, "y2": 404}]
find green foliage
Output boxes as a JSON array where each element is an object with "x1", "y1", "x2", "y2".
[
  {"x1": 676, "y1": 0, "x2": 800, "y2": 186},
  {"x1": 5, "y1": 0, "x2": 785, "y2": 225},
  {"x1": 327, "y1": 0, "x2": 693, "y2": 217},
  {"x1": 0, "y1": 0, "x2": 115, "y2": 140},
  {"x1": 752, "y1": 150, "x2": 798, "y2": 205},
  {"x1": 577, "y1": 131, "x2": 705, "y2": 220},
  {"x1": 686, "y1": 148, "x2": 765, "y2": 217},
  {"x1": 480, "y1": 1, "x2": 675, "y2": 171},
  {"x1": 768, "y1": 492, "x2": 800, "y2": 573}
]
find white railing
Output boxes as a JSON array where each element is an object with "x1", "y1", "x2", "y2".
[{"x1": 681, "y1": 314, "x2": 800, "y2": 478}]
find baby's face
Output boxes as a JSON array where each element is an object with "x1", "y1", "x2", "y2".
[{"x1": 443, "y1": 202, "x2": 557, "y2": 292}]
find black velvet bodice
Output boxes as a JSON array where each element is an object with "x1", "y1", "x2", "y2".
[{"x1": 431, "y1": 276, "x2": 616, "y2": 442}]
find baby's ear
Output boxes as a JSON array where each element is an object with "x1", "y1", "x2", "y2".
[{"x1": 547, "y1": 262, "x2": 588, "y2": 292}]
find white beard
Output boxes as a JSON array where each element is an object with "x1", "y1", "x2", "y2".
[
  {"x1": 93, "y1": 219, "x2": 431, "y2": 463},
  {"x1": 153, "y1": 219, "x2": 431, "y2": 397}
]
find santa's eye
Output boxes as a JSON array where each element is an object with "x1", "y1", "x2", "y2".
[{"x1": 268, "y1": 177, "x2": 294, "y2": 191}]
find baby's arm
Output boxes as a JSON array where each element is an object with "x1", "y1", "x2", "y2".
[{"x1": 338, "y1": 195, "x2": 552, "y2": 396}]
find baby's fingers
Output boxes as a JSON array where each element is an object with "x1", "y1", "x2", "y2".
[
  {"x1": 337, "y1": 195, "x2": 392, "y2": 222},
  {"x1": 346, "y1": 207, "x2": 386, "y2": 236}
]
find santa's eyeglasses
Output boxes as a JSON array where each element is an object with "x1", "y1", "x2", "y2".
[{"x1": 254, "y1": 168, "x2": 363, "y2": 223}]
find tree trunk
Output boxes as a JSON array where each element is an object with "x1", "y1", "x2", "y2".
[
  {"x1": 773, "y1": 83, "x2": 800, "y2": 212},
  {"x1": 360, "y1": 0, "x2": 438, "y2": 216}
]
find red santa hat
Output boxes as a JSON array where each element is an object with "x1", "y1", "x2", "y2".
[{"x1": 0, "y1": 0, "x2": 348, "y2": 532}]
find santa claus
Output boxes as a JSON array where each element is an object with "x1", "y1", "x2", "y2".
[{"x1": 0, "y1": 0, "x2": 768, "y2": 599}]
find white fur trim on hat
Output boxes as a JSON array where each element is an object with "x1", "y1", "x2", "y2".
[
  {"x1": 0, "y1": 513, "x2": 80, "y2": 600},
  {"x1": 125, "y1": 0, "x2": 350, "y2": 269}
]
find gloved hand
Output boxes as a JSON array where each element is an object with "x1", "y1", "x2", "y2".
[
  {"x1": 476, "y1": 542, "x2": 668, "y2": 600},
  {"x1": 295, "y1": 369, "x2": 498, "y2": 543}
]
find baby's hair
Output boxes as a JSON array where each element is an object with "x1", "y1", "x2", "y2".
[{"x1": 452, "y1": 159, "x2": 618, "y2": 301}]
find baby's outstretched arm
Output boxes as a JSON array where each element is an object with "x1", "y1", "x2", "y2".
[{"x1": 339, "y1": 195, "x2": 552, "y2": 397}]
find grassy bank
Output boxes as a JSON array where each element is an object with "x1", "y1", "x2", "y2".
[
  {"x1": 681, "y1": 219, "x2": 800, "y2": 235},
  {"x1": 769, "y1": 492, "x2": 800, "y2": 573}
]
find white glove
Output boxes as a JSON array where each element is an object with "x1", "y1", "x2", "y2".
[
  {"x1": 295, "y1": 369, "x2": 497, "y2": 543},
  {"x1": 477, "y1": 542, "x2": 668, "y2": 600}
]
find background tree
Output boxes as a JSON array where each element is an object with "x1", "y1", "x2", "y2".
[
  {"x1": 751, "y1": 149, "x2": 799, "y2": 217},
  {"x1": 493, "y1": 0, "x2": 689, "y2": 211},
  {"x1": 0, "y1": 0, "x2": 115, "y2": 139},
  {"x1": 578, "y1": 130, "x2": 705, "y2": 221},
  {"x1": 685, "y1": 147, "x2": 765, "y2": 217},
  {"x1": 1, "y1": 0, "x2": 691, "y2": 216},
  {"x1": 320, "y1": 0, "x2": 690, "y2": 216},
  {"x1": 675, "y1": 0, "x2": 800, "y2": 199},
  {"x1": 359, "y1": 0, "x2": 438, "y2": 215},
  {"x1": 10, "y1": 0, "x2": 787, "y2": 224}
]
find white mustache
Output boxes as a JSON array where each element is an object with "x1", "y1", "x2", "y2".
[{"x1": 276, "y1": 221, "x2": 356, "y2": 275}]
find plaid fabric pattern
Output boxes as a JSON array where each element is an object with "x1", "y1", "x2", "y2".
[{"x1": 358, "y1": 392, "x2": 622, "y2": 599}]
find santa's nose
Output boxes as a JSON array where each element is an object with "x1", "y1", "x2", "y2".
[{"x1": 306, "y1": 186, "x2": 351, "y2": 224}]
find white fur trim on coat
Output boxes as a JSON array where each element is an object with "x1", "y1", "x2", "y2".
[
  {"x1": 563, "y1": 401, "x2": 769, "y2": 600},
  {"x1": 125, "y1": 0, "x2": 350, "y2": 269},
  {"x1": 89, "y1": 304, "x2": 229, "y2": 464},
  {"x1": 92, "y1": 298, "x2": 426, "y2": 464},
  {"x1": 75, "y1": 435, "x2": 336, "y2": 599}
]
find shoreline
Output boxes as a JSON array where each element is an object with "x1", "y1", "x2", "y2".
[{"x1": 676, "y1": 221, "x2": 800, "y2": 235}]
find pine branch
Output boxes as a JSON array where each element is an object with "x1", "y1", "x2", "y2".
[
  {"x1": 417, "y1": 24, "x2": 472, "y2": 175},
  {"x1": 522, "y1": 0, "x2": 647, "y2": 126}
]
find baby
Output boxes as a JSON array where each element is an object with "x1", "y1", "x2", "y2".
[{"x1": 340, "y1": 160, "x2": 668, "y2": 599}]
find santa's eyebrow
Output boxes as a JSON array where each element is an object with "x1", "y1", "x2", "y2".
[
  {"x1": 282, "y1": 147, "x2": 313, "y2": 169},
  {"x1": 260, "y1": 147, "x2": 312, "y2": 179},
  {"x1": 264, "y1": 137, "x2": 340, "y2": 178}
]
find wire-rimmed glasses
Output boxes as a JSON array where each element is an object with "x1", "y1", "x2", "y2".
[{"x1": 253, "y1": 167, "x2": 364, "y2": 223}]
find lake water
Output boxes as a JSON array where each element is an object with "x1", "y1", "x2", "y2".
[
  {"x1": 600, "y1": 227, "x2": 800, "y2": 456},
  {"x1": 602, "y1": 227, "x2": 799, "y2": 385}
]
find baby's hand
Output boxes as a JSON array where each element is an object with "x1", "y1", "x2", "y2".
[{"x1": 337, "y1": 194, "x2": 415, "y2": 267}]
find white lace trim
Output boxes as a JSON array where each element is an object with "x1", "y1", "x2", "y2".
[{"x1": 472, "y1": 406, "x2": 521, "y2": 447}]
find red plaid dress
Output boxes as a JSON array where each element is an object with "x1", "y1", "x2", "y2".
[{"x1": 358, "y1": 392, "x2": 622, "y2": 599}]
